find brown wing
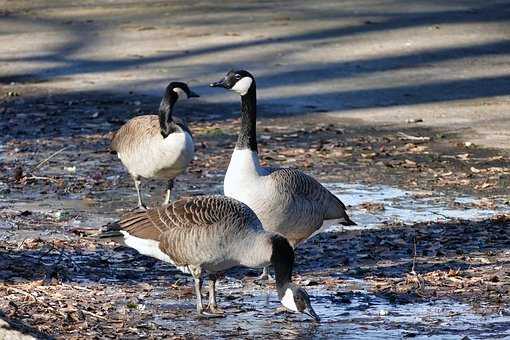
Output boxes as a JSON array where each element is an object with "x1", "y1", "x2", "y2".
[
  {"x1": 268, "y1": 168, "x2": 353, "y2": 223},
  {"x1": 118, "y1": 195, "x2": 255, "y2": 240},
  {"x1": 119, "y1": 195, "x2": 258, "y2": 266},
  {"x1": 119, "y1": 208, "x2": 167, "y2": 241},
  {"x1": 111, "y1": 115, "x2": 160, "y2": 153},
  {"x1": 268, "y1": 168, "x2": 329, "y2": 202}
]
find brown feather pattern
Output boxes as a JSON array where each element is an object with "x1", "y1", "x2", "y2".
[
  {"x1": 111, "y1": 115, "x2": 161, "y2": 154},
  {"x1": 118, "y1": 195, "x2": 264, "y2": 269}
]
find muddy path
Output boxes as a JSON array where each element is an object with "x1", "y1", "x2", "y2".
[{"x1": 0, "y1": 84, "x2": 509, "y2": 339}]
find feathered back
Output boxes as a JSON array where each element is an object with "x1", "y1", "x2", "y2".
[
  {"x1": 111, "y1": 115, "x2": 161, "y2": 153},
  {"x1": 116, "y1": 196, "x2": 262, "y2": 266}
]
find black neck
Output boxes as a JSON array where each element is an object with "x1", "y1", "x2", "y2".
[
  {"x1": 270, "y1": 235, "x2": 294, "y2": 298},
  {"x1": 158, "y1": 91, "x2": 178, "y2": 138},
  {"x1": 236, "y1": 84, "x2": 258, "y2": 152}
]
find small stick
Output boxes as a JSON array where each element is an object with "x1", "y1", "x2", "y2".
[
  {"x1": 410, "y1": 237, "x2": 417, "y2": 275},
  {"x1": 33, "y1": 146, "x2": 72, "y2": 171},
  {"x1": 430, "y1": 211, "x2": 450, "y2": 219},
  {"x1": 16, "y1": 238, "x2": 27, "y2": 250},
  {"x1": 81, "y1": 309, "x2": 108, "y2": 320},
  {"x1": 70, "y1": 285, "x2": 93, "y2": 292},
  {"x1": 7, "y1": 287, "x2": 38, "y2": 302},
  {"x1": 397, "y1": 132, "x2": 431, "y2": 141},
  {"x1": 24, "y1": 175, "x2": 60, "y2": 183}
]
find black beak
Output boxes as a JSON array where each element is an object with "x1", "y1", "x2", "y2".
[
  {"x1": 304, "y1": 308, "x2": 321, "y2": 322},
  {"x1": 188, "y1": 90, "x2": 200, "y2": 98},
  {"x1": 209, "y1": 79, "x2": 227, "y2": 88}
]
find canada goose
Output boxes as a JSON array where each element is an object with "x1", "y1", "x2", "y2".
[
  {"x1": 210, "y1": 70, "x2": 355, "y2": 279},
  {"x1": 111, "y1": 82, "x2": 199, "y2": 209},
  {"x1": 100, "y1": 195, "x2": 319, "y2": 321}
]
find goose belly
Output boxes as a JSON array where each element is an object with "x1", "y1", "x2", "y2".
[
  {"x1": 119, "y1": 132, "x2": 194, "y2": 179},
  {"x1": 201, "y1": 234, "x2": 272, "y2": 272},
  {"x1": 259, "y1": 203, "x2": 325, "y2": 245},
  {"x1": 202, "y1": 259, "x2": 240, "y2": 273}
]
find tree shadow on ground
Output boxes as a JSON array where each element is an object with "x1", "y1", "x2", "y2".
[
  {"x1": 1, "y1": 1, "x2": 508, "y2": 83},
  {"x1": 1, "y1": 1, "x2": 509, "y2": 117},
  {"x1": 298, "y1": 215, "x2": 510, "y2": 278},
  {"x1": 0, "y1": 311, "x2": 53, "y2": 340},
  {"x1": 1, "y1": 215, "x2": 508, "y2": 287},
  {"x1": 0, "y1": 215, "x2": 508, "y2": 337}
]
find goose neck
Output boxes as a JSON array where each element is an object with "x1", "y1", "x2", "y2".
[
  {"x1": 270, "y1": 235, "x2": 294, "y2": 298},
  {"x1": 158, "y1": 92, "x2": 178, "y2": 138},
  {"x1": 236, "y1": 86, "x2": 258, "y2": 152}
]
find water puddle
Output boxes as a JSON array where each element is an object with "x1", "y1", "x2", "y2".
[
  {"x1": 2, "y1": 182, "x2": 509, "y2": 338},
  {"x1": 326, "y1": 183, "x2": 509, "y2": 231},
  {"x1": 137, "y1": 278, "x2": 510, "y2": 339}
]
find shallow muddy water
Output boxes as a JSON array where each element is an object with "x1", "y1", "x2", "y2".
[
  {"x1": 2, "y1": 181, "x2": 508, "y2": 239},
  {"x1": 327, "y1": 183, "x2": 510, "y2": 231},
  {"x1": 129, "y1": 277, "x2": 510, "y2": 339},
  {"x1": 1, "y1": 182, "x2": 510, "y2": 338}
]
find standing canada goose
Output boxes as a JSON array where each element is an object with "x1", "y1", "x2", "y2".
[
  {"x1": 100, "y1": 195, "x2": 319, "y2": 321},
  {"x1": 210, "y1": 70, "x2": 355, "y2": 279},
  {"x1": 111, "y1": 82, "x2": 199, "y2": 209}
]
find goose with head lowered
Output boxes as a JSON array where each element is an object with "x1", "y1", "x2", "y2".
[
  {"x1": 99, "y1": 195, "x2": 319, "y2": 321},
  {"x1": 111, "y1": 82, "x2": 199, "y2": 209},
  {"x1": 210, "y1": 70, "x2": 355, "y2": 279}
]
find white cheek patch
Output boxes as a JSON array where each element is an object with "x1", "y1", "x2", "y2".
[
  {"x1": 231, "y1": 77, "x2": 253, "y2": 95},
  {"x1": 173, "y1": 87, "x2": 188, "y2": 100},
  {"x1": 281, "y1": 288, "x2": 298, "y2": 312}
]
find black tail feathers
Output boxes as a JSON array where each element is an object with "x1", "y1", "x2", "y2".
[
  {"x1": 341, "y1": 215, "x2": 357, "y2": 226},
  {"x1": 97, "y1": 220, "x2": 123, "y2": 239}
]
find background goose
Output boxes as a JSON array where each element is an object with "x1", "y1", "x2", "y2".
[
  {"x1": 210, "y1": 70, "x2": 355, "y2": 278},
  {"x1": 100, "y1": 195, "x2": 319, "y2": 321},
  {"x1": 111, "y1": 82, "x2": 198, "y2": 209}
]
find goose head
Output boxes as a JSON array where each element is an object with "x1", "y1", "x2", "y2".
[
  {"x1": 159, "y1": 82, "x2": 199, "y2": 131},
  {"x1": 209, "y1": 70, "x2": 255, "y2": 96},
  {"x1": 280, "y1": 283, "x2": 320, "y2": 322},
  {"x1": 166, "y1": 82, "x2": 200, "y2": 100}
]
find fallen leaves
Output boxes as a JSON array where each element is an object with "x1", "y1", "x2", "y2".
[{"x1": 359, "y1": 202, "x2": 385, "y2": 212}]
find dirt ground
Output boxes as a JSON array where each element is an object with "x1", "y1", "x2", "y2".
[{"x1": 1, "y1": 0, "x2": 510, "y2": 339}]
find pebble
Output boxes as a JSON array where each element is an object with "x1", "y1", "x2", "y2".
[{"x1": 379, "y1": 309, "x2": 389, "y2": 316}]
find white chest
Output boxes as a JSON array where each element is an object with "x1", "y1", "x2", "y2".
[
  {"x1": 224, "y1": 149, "x2": 264, "y2": 202},
  {"x1": 160, "y1": 130, "x2": 194, "y2": 159}
]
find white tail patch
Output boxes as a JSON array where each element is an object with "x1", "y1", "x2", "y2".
[
  {"x1": 307, "y1": 219, "x2": 344, "y2": 240},
  {"x1": 281, "y1": 288, "x2": 298, "y2": 312},
  {"x1": 121, "y1": 231, "x2": 172, "y2": 263},
  {"x1": 231, "y1": 77, "x2": 253, "y2": 95}
]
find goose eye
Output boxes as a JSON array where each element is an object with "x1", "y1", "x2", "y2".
[{"x1": 235, "y1": 74, "x2": 242, "y2": 80}]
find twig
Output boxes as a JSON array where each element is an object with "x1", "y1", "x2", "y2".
[
  {"x1": 81, "y1": 309, "x2": 108, "y2": 321},
  {"x1": 35, "y1": 243, "x2": 56, "y2": 263},
  {"x1": 7, "y1": 287, "x2": 38, "y2": 302},
  {"x1": 410, "y1": 237, "x2": 417, "y2": 275},
  {"x1": 70, "y1": 285, "x2": 93, "y2": 292},
  {"x1": 32, "y1": 146, "x2": 72, "y2": 171},
  {"x1": 16, "y1": 238, "x2": 27, "y2": 250},
  {"x1": 430, "y1": 211, "x2": 450, "y2": 219},
  {"x1": 24, "y1": 175, "x2": 60, "y2": 183},
  {"x1": 397, "y1": 132, "x2": 431, "y2": 142}
]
